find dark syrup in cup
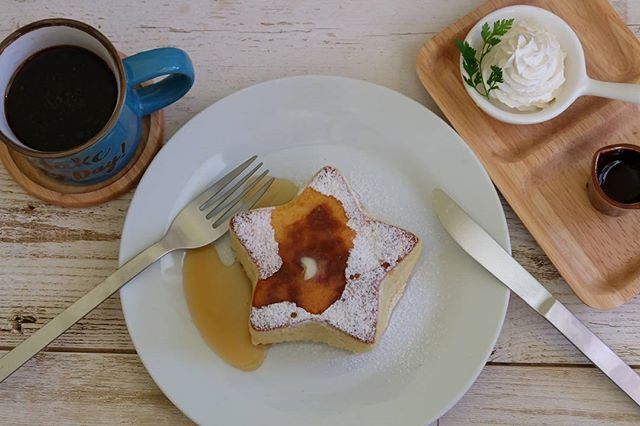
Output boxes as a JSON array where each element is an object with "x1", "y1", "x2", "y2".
[
  {"x1": 597, "y1": 148, "x2": 640, "y2": 204},
  {"x1": 588, "y1": 144, "x2": 640, "y2": 216}
]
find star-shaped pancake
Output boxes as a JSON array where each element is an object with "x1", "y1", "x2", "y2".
[{"x1": 230, "y1": 166, "x2": 422, "y2": 352}]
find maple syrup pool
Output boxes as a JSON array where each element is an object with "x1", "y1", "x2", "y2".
[{"x1": 182, "y1": 178, "x2": 298, "y2": 371}]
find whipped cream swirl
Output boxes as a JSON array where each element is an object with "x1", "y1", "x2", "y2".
[{"x1": 483, "y1": 20, "x2": 566, "y2": 111}]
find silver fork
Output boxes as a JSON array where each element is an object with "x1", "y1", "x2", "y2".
[{"x1": 0, "y1": 156, "x2": 273, "y2": 383}]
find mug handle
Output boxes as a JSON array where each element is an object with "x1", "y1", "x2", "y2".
[{"x1": 122, "y1": 47, "x2": 194, "y2": 116}]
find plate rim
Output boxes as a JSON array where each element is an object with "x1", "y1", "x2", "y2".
[{"x1": 119, "y1": 75, "x2": 510, "y2": 424}]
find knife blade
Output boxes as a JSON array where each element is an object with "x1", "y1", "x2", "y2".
[{"x1": 432, "y1": 188, "x2": 640, "y2": 406}]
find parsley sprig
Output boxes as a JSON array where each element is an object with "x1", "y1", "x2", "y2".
[{"x1": 455, "y1": 18, "x2": 514, "y2": 99}]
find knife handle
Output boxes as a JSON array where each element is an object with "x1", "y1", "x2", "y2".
[{"x1": 546, "y1": 301, "x2": 640, "y2": 405}]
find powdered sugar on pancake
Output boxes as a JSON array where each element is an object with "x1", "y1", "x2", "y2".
[
  {"x1": 231, "y1": 166, "x2": 419, "y2": 343},
  {"x1": 230, "y1": 208, "x2": 281, "y2": 279}
]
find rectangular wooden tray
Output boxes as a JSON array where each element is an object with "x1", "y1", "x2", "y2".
[{"x1": 417, "y1": 0, "x2": 640, "y2": 309}]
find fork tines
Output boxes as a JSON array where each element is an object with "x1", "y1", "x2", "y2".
[{"x1": 196, "y1": 156, "x2": 274, "y2": 228}]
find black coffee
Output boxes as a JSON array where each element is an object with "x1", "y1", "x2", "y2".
[{"x1": 5, "y1": 45, "x2": 117, "y2": 152}]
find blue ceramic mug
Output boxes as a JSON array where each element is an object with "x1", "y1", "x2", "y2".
[{"x1": 0, "y1": 18, "x2": 194, "y2": 185}]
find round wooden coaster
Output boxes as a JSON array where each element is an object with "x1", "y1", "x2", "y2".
[{"x1": 0, "y1": 111, "x2": 163, "y2": 207}]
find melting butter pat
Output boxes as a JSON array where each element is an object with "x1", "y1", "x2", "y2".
[{"x1": 300, "y1": 256, "x2": 317, "y2": 280}]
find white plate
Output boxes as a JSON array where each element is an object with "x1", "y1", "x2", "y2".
[{"x1": 119, "y1": 76, "x2": 510, "y2": 425}]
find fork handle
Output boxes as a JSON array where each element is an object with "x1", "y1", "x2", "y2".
[{"x1": 0, "y1": 240, "x2": 172, "y2": 383}]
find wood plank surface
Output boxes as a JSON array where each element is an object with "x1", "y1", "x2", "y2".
[
  {"x1": 1, "y1": 0, "x2": 640, "y2": 424},
  {"x1": 3, "y1": 350, "x2": 639, "y2": 426},
  {"x1": 441, "y1": 365, "x2": 640, "y2": 425},
  {"x1": 0, "y1": 351, "x2": 191, "y2": 425}
]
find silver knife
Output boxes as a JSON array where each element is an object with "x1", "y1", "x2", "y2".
[{"x1": 432, "y1": 189, "x2": 640, "y2": 406}]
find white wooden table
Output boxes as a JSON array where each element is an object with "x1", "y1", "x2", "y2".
[{"x1": 1, "y1": 1, "x2": 640, "y2": 424}]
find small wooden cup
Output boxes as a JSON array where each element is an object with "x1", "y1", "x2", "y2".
[{"x1": 587, "y1": 144, "x2": 640, "y2": 217}]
